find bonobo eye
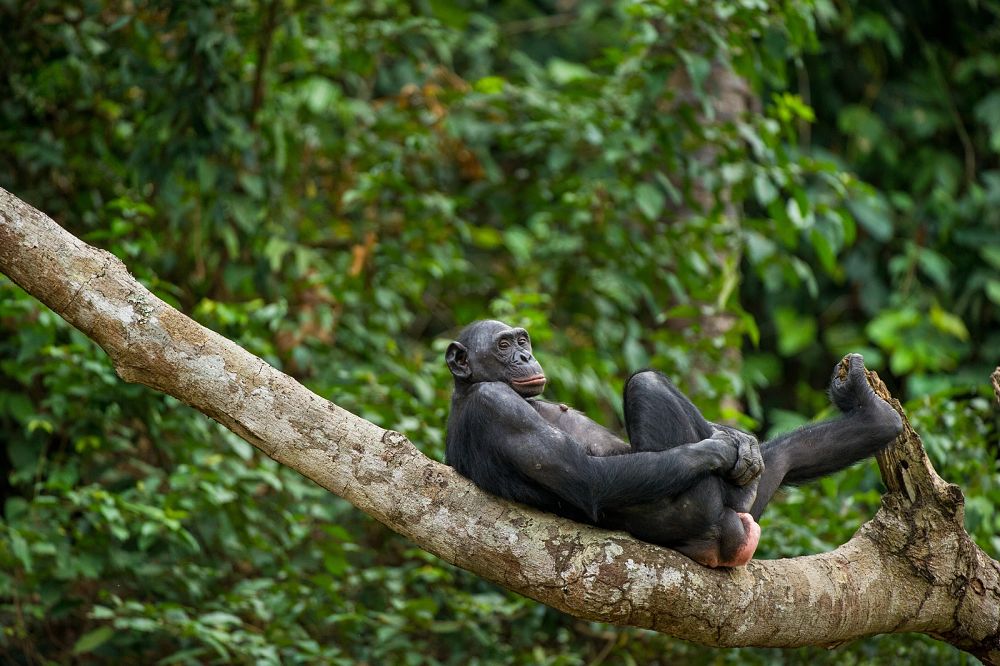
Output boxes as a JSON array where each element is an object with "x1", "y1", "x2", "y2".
[
  {"x1": 517, "y1": 336, "x2": 528, "y2": 346},
  {"x1": 498, "y1": 339, "x2": 511, "y2": 351}
]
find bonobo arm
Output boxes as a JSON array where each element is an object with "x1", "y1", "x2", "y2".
[
  {"x1": 469, "y1": 383, "x2": 737, "y2": 520},
  {"x1": 586, "y1": 441, "x2": 736, "y2": 517}
]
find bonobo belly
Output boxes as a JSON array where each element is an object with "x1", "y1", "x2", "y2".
[{"x1": 605, "y1": 475, "x2": 761, "y2": 568}]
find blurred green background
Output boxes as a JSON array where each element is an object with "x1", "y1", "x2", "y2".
[{"x1": 1, "y1": 1, "x2": 997, "y2": 663}]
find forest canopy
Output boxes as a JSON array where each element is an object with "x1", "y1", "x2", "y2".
[{"x1": 1, "y1": 1, "x2": 998, "y2": 664}]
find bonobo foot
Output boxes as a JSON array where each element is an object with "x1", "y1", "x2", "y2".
[
  {"x1": 829, "y1": 353, "x2": 884, "y2": 412},
  {"x1": 829, "y1": 353, "x2": 903, "y2": 440},
  {"x1": 681, "y1": 511, "x2": 760, "y2": 568}
]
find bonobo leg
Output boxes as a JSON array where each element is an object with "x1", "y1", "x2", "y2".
[
  {"x1": 623, "y1": 370, "x2": 760, "y2": 501},
  {"x1": 748, "y1": 354, "x2": 903, "y2": 520},
  {"x1": 617, "y1": 357, "x2": 900, "y2": 567},
  {"x1": 619, "y1": 370, "x2": 760, "y2": 567},
  {"x1": 623, "y1": 370, "x2": 713, "y2": 450}
]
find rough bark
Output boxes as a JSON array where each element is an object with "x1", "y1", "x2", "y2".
[{"x1": 0, "y1": 187, "x2": 998, "y2": 662}]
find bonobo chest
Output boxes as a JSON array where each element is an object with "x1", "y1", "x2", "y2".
[{"x1": 527, "y1": 399, "x2": 630, "y2": 456}]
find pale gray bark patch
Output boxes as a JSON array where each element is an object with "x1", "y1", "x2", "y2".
[{"x1": 0, "y1": 187, "x2": 998, "y2": 663}]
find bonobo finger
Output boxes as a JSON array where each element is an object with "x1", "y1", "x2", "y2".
[
  {"x1": 833, "y1": 353, "x2": 862, "y2": 383},
  {"x1": 847, "y1": 353, "x2": 868, "y2": 385}
]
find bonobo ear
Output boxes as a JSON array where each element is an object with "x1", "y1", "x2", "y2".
[{"x1": 446, "y1": 342, "x2": 472, "y2": 380}]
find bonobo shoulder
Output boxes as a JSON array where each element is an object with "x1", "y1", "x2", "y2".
[{"x1": 467, "y1": 381, "x2": 527, "y2": 406}]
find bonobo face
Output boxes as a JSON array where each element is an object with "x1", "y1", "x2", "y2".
[{"x1": 446, "y1": 320, "x2": 547, "y2": 397}]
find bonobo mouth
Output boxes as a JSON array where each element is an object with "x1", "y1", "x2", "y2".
[{"x1": 511, "y1": 374, "x2": 546, "y2": 395}]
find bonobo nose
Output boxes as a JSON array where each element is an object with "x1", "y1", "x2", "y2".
[{"x1": 519, "y1": 351, "x2": 532, "y2": 362}]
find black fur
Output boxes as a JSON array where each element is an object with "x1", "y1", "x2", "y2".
[{"x1": 444, "y1": 322, "x2": 902, "y2": 567}]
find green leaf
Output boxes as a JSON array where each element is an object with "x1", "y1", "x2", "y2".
[
  {"x1": 866, "y1": 308, "x2": 919, "y2": 347},
  {"x1": 27, "y1": 417, "x2": 54, "y2": 434},
  {"x1": 980, "y1": 246, "x2": 1000, "y2": 269},
  {"x1": 890, "y1": 346, "x2": 917, "y2": 374},
  {"x1": 740, "y1": 311, "x2": 760, "y2": 347},
  {"x1": 929, "y1": 305, "x2": 968, "y2": 341},
  {"x1": 199, "y1": 611, "x2": 242, "y2": 626},
  {"x1": 744, "y1": 230, "x2": 775, "y2": 264},
  {"x1": 774, "y1": 307, "x2": 817, "y2": 356},
  {"x1": 985, "y1": 279, "x2": 1000, "y2": 305},
  {"x1": 73, "y1": 626, "x2": 114, "y2": 654},
  {"x1": 0, "y1": 391, "x2": 34, "y2": 421},
  {"x1": 474, "y1": 76, "x2": 506, "y2": 94},
  {"x1": 503, "y1": 228, "x2": 533, "y2": 263},
  {"x1": 547, "y1": 58, "x2": 593, "y2": 85},
  {"x1": 974, "y1": 91, "x2": 1000, "y2": 131},
  {"x1": 302, "y1": 76, "x2": 340, "y2": 113},
  {"x1": 809, "y1": 228, "x2": 837, "y2": 275},
  {"x1": 753, "y1": 171, "x2": 778, "y2": 205},
  {"x1": 91, "y1": 606, "x2": 115, "y2": 620},
  {"x1": 680, "y1": 51, "x2": 711, "y2": 92},
  {"x1": 623, "y1": 337, "x2": 647, "y2": 370},
  {"x1": 767, "y1": 409, "x2": 810, "y2": 438},
  {"x1": 635, "y1": 183, "x2": 665, "y2": 220},
  {"x1": 10, "y1": 531, "x2": 32, "y2": 572},
  {"x1": 772, "y1": 92, "x2": 816, "y2": 123},
  {"x1": 848, "y1": 195, "x2": 893, "y2": 241},
  {"x1": 916, "y1": 248, "x2": 951, "y2": 289}
]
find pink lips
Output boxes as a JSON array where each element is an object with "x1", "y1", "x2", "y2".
[{"x1": 512, "y1": 374, "x2": 546, "y2": 387}]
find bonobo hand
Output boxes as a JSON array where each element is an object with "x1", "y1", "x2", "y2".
[{"x1": 713, "y1": 426, "x2": 763, "y2": 486}]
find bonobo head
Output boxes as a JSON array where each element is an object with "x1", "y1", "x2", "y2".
[{"x1": 446, "y1": 320, "x2": 546, "y2": 397}]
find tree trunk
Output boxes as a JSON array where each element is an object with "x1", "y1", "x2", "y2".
[{"x1": 0, "y1": 187, "x2": 997, "y2": 662}]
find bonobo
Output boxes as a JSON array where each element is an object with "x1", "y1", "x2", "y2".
[{"x1": 444, "y1": 320, "x2": 903, "y2": 568}]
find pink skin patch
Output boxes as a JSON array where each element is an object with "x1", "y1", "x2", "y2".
[
  {"x1": 688, "y1": 513, "x2": 761, "y2": 568},
  {"x1": 722, "y1": 512, "x2": 761, "y2": 567}
]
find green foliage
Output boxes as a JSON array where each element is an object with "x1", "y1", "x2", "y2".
[
  {"x1": 749, "y1": 0, "x2": 1000, "y2": 396},
  {"x1": 0, "y1": 0, "x2": 995, "y2": 664}
]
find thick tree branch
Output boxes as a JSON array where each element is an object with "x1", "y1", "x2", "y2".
[{"x1": 0, "y1": 187, "x2": 997, "y2": 662}]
